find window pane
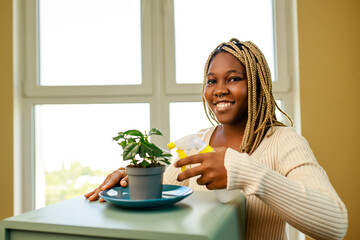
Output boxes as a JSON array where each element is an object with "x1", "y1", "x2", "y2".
[
  {"x1": 174, "y1": 0, "x2": 274, "y2": 84},
  {"x1": 169, "y1": 102, "x2": 212, "y2": 141},
  {"x1": 35, "y1": 103, "x2": 149, "y2": 208},
  {"x1": 275, "y1": 99, "x2": 284, "y2": 123},
  {"x1": 39, "y1": 0, "x2": 142, "y2": 86}
]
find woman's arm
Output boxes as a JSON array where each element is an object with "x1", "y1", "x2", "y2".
[{"x1": 224, "y1": 128, "x2": 348, "y2": 240}]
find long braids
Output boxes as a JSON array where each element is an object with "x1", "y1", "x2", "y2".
[{"x1": 202, "y1": 38, "x2": 293, "y2": 154}]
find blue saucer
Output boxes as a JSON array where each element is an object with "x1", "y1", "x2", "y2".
[{"x1": 99, "y1": 185, "x2": 193, "y2": 208}]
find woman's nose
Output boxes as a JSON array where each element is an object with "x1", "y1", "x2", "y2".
[{"x1": 214, "y1": 84, "x2": 229, "y2": 97}]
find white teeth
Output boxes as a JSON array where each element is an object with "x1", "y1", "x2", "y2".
[{"x1": 216, "y1": 102, "x2": 232, "y2": 107}]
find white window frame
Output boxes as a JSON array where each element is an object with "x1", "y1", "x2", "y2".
[
  {"x1": 163, "y1": 0, "x2": 292, "y2": 95},
  {"x1": 14, "y1": 4, "x2": 301, "y2": 240},
  {"x1": 22, "y1": 0, "x2": 153, "y2": 97}
]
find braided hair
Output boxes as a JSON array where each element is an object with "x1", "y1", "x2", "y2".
[{"x1": 202, "y1": 38, "x2": 293, "y2": 154}]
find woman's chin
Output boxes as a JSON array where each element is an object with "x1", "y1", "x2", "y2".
[
  {"x1": 215, "y1": 117, "x2": 235, "y2": 125},
  {"x1": 215, "y1": 115, "x2": 248, "y2": 126}
]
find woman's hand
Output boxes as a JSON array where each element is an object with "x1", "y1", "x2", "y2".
[
  {"x1": 174, "y1": 147, "x2": 228, "y2": 190},
  {"x1": 84, "y1": 169, "x2": 128, "y2": 202}
]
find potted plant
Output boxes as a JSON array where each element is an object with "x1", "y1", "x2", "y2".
[{"x1": 113, "y1": 128, "x2": 172, "y2": 200}]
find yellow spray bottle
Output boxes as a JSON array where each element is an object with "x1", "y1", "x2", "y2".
[
  {"x1": 168, "y1": 134, "x2": 213, "y2": 172},
  {"x1": 167, "y1": 141, "x2": 188, "y2": 172},
  {"x1": 168, "y1": 135, "x2": 193, "y2": 172},
  {"x1": 168, "y1": 134, "x2": 241, "y2": 203}
]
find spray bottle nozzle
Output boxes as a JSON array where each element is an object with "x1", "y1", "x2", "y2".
[
  {"x1": 167, "y1": 142, "x2": 176, "y2": 150},
  {"x1": 168, "y1": 134, "x2": 214, "y2": 172},
  {"x1": 168, "y1": 134, "x2": 213, "y2": 153}
]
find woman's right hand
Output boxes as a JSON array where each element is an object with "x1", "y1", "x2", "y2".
[{"x1": 84, "y1": 169, "x2": 128, "y2": 202}]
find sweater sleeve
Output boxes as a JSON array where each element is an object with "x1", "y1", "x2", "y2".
[{"x1": 224, "y1": 128, "x2": 348, "y2": 240}]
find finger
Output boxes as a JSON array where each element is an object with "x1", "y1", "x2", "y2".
[
  {"x1": 102, "y1": 173, "x2": 112, "y2": 185},
  {"x1": 101, "y1": 182, "x2": 112, "y2": 191},
  {"x1": 120, "y1": 176, "x2": 128, "y2": 187},
  {"x1": 196, "y1": 176, "x2": 209, "y2": 186},
  {"x1": 84, "y1": 190, "x2": 95, "y2": 198},
  {"x1": 177, "y1": 165, "x2": 204, "y2": 181},
  {"x1": 88, "y1": 192, "x2": 100, "y2": 201},
  {"x1": 197, "y1": 177, "x2": 222, "y2": 190},
  {"x1": 206, "y1": 182, "x2": 217, "y2": 190},
  {"x1": 100, "y1": 174, "x2": 113, "y2": 189},
  {"x1": 175, "y1": 154, "x2": 205, "y2": 168},
  {"x1": 85, "y1": 172, "x2": 114, "y2": 200},
  {"x1": 88, "y1": 187, "x2": 103, "y2": 201},
  {"x1": 101, "y1": 171, "x2": 125, "y2": 190}
]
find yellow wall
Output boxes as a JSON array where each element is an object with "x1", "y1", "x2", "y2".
[
  {"x1": 0, "y1": 0, "x2": 14, "y2": 220},
  {"x1": 298, "y1": 0, "x2": 360, "y2": 239}
]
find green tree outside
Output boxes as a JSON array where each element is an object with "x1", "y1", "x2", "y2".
[{"x1": 45, "y1": 161, "x2": 109, "y2": 206}]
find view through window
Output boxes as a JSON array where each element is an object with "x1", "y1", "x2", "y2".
[
  {"x1": 35, "y1": 103, "x2": 149, "y2": 208},
  {"x1": 30, "y1": 0, "x2": 288, "y2": 209},
  {"x1": 174, "y1": 0, "x2": 275, "y2": 84},
  {"x1": 39, "y1": 0, "x2": 142, "y2": 86}
]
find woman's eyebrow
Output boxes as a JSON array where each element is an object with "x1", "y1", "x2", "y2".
[
  {"x1": 226, "y1": 70, "x2": 243, "y2": 75},
  {"x1": 207, "y1": 70, "x2": 245, "y2": 77}
]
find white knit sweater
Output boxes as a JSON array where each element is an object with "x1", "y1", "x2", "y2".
[{"x1": 164, "y1": 126, "x2": 348, "y2": 240}]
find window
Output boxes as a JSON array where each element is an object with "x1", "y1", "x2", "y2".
[
  {"x1": 16, "y1": 0, "x2": 298, "y2": 218},
  {"x1": 169, "y1": 102, "x2": 212, "y2": 140},
  {"x1": 34, "y1": 103, "x2": 149, "y2": 207},
  {"x1": 173, "y1": 0, "x2": 275, "y2": 84},
  {"x1": 38, "y1": 0, "x2": 142, "y2": 86}
]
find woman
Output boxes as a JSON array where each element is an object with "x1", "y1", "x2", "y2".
[{"x1": 85, "y1": 39, "x2": 348, "y2": 240}]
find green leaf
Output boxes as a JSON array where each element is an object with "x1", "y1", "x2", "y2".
[
  {"x1": 128, "y1": 138, "x2": 136, "y2": 143},
  {"x1": 160, "y1": 153, "x2": 172, "y2": 157},
  {"x1": 141, "y1": 141, "x2": 163, "y2": 157},
  {"x1": 123, "y1": 142, "x2": 140, "y2": 160},
  {"x1": 131, "y1": 159, "x2": 139, "y2": 165},
  {"x1": 159, "y1": 159, "x2": 171, "y2": 165},
  {"x1": 118, "y1": 141, "x2": 127, "y2": 148},
  {"x1": 113, "y1": 132, "x2": 125, "y2": 141},
  {"x1": 148, "y1": 128, "x2": 163, "y2": 136},
  {"x1": 112, "y1": 136, "x2": 122, "y2": 141},
  {"x1": 141, "y1": 160, "x2": 150, "y2": 167},
  {"x1": 124, "y1": 129, "x2": 144, "y2": 137},
  {"x1": 139, "y1": 144, "x2": 146, "y2": 158}
]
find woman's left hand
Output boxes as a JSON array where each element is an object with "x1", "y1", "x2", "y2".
[{"x1": 174, "y1": 147, "x2": 228, "y2": 190}]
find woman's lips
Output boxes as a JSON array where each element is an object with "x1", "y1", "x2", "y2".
[{"x1": 214, "y1": 101, "x2": 234, "y2": 111}]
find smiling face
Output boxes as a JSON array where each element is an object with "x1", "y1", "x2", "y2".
[{"x1": 204, "y1": 51, "x2": 248, "y2": 126}]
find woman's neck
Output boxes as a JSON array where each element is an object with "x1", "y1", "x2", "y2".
[
  {"x1": 210, "y1": 122, "x2": 246, "y2": 151},
  {"x1": 221, "y1": 123, "x2": 246, "y2": 136}
]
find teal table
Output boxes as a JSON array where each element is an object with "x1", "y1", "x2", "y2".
[{"x1": 1, "y1": 191, "x2": 246, "y2": 240}]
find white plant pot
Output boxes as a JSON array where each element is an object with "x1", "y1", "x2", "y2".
[{"x1": 126, "y1": 165, "x2": 165, "y2": 200}]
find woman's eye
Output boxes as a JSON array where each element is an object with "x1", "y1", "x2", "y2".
[
  {"x1": 228, "y1": 77, "x2": 242, "y2": 82},
  {"x1": 206, "y1": 79, "x2": 216, "y2": 85}
]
